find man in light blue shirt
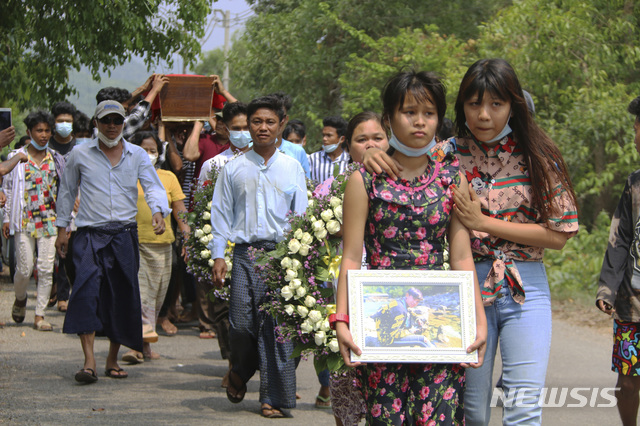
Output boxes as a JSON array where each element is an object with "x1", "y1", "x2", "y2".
[
  {"x1": 270, "y1": 92, "x2": 310, "y2": 178},
  {"x1": 211, "y1": 95, "x2": 307, "y2": 417},
  {"x1": 55, "y1": 100, "x2": 170, "y2": 384}
]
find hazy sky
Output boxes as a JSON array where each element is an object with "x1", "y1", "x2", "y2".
[{"x1": 201, "y1": 0, "x2": 253, "y2": 52}]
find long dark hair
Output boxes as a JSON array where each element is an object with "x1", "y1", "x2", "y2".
[{"x1": 454, "y1": 58, "x2": 577, "y2": 221}]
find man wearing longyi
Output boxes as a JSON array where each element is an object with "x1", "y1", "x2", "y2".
[
  {"x1": 210, "y1": 95, "x2": 307, "y2": 418},
  {"x1": 55, "y1": 100, "x2": 170, "y2": 384}
]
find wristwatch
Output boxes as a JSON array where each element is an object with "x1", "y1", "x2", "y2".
[{"x1": 328, "y1": 313, "x2": 349, "y2": 330}]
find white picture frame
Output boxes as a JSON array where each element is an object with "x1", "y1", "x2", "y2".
[{"x1": 348, "y1": 269, "x2": 478, "y2": 363}]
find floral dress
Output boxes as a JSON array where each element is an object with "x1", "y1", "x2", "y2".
[{"x1": 357, "y1": 142, "x2": 465, "y2": 425}]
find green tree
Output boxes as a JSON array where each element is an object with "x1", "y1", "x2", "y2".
[
  {"x1": 476, "y1": 0, "x2": 640, "y2": 228},
  {"x1": 230, "y1": 0, "x2": 509, "y2": 150},
  {"x1": 1, "y1": 0, "x2": 215, "y2": 109}
]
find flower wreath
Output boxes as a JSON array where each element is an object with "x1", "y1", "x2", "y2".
[
  {"x1": 253, "y1": 163, "x2": 361, "y2": 374},
  {"x1": 183, "y1": 154, "x2": 244, "y2": 301}
]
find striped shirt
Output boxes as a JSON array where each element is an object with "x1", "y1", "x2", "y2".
[
  {"x1": 176, "y1": 148, "x2": 195, "y2": 211},
  {"x1": 307, "y1": 149, "x2": 350, "y2": 185}
]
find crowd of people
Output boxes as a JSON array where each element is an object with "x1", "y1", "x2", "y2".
[{"x1": 0, "y1": 57, "x2": 639, "y2": 425}]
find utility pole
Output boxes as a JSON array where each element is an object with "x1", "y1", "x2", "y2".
[{"x1": 222, "y1": 10, "x2": 230, "y2": 89}]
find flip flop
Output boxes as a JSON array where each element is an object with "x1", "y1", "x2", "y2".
[
  {"x1": 315, "y1": 394, "x2": 332, "y2": 409},
  {"x1": 226, "y1": 370, "x2": 247, "y2": 404},
  {"x1": 261, "y1": 404, "x2": 285, "y2": 418},
  {"x1": 199, "y1": 330, "x2": 217, "y2": 339},
  {"x1": 105, "y1": 368, "x2": 128, "y2": 379},
  {"x1": 122, "y1": 350, "x2": 144, "y2": 364},
  {"x1": 158, "y1": 317, "x2": 178, "y2": 335},
  {"x1": 143, "y1": 351, "x2": 161, "y2": 360},
  {"x1": 75, "y1": 368, "x2": 98, "y2": 384}
]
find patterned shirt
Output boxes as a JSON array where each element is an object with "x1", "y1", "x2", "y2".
[
  {"x1": 597, "y1": 170, "x2": 640, "y2": 322},
  {"x1": 372, "y1": 298, "x2": 409, "y2": 345},
  {"x1": 453, "y1": 136, "x2": 579, "y2": 304},
  {"x1": 308, "y1": 149, "x2": 350, "y2": 185},
  {"x1": 22, "y1": 153, "x2": 58, "y2": 238}
]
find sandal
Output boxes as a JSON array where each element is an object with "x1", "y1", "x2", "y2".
[
  {"x1": 75, "y1": 368, "x2": 98, "y2": 384},
  {"x1": 122, "y1": 350, "x2": 144, "y2": 364},
  {"x1": 105, "y1": 368, "x2": 128, "y2": 379},
  {"x1": 143, "y1": 329, "x2": 159, "y2": 343},
  {"x1": 143, "y1": 351, "x2": 161, "y2": 360},
  {"x1": 158, "y1": 317, "x2": 178, "y2": 335},
  {"x1": 261, "y1": 404, "x2": 285, "y2": 418},
  {"x1": 226, "y1": 370, "x2": 247, "y2": 404},
  {"x1": 199, "y1": 330, "x2": 217, "y2": 339},
  {"x1": 315, "y1": 394, "x2": 332, "y2": 409},
  {"x1": 12, "y1": 299, "x2": 26, "y2": 323},
  {"x1": 34, "y1": 319, "x2": 53, "y2": 331},
  {"x1": 57, "y1": 300, "x2": 68, "y2": 312}
]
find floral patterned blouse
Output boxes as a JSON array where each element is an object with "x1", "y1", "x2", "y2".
[
  {"x1": 361, "y1": 141, "x2": 459, "y2": 271},
  {"x1": 453, "y1": 135, "x2": 579, "y2": 305}
]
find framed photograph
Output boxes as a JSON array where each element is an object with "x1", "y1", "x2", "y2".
[
  {"x1": 0, "y1": 108, "x2": 11, "y2": 131},
  {"x1": 348, "y1": 269, "x2": 477, "y2": 364}
]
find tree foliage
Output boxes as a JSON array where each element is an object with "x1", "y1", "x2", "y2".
[
  {"x1": 228, "y1": 0, "x2": 509, "y2": 150},
  {"x1": 1, "y1": 0, "x2": 215, "y2": 109},
  {"x1": 476, "y1": 0, "x2": 640, "y2": 227}
]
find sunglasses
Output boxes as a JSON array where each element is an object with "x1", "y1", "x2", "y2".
[{"x1": 98, "y1": 116, "x2": 125, "y2": 125}]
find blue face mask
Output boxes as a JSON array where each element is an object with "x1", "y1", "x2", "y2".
[
  {"x1": 323, "y1": 143, "x2": 340, "y2": 154},
  {"x1": 466, "y1": 121, "x2": 512, "y2": 144},
  {"x1": 55, "y1": 122, "x2": 73, "y2": 138},
  {"x1": 388, "y1": 126, "x2": 435, "y2": 157},
  {"x1": 228, "y1": 130, "x2": 252, "y2": 149},
  {"x1": 30, "y1": 139, "x2": 48, "y2": 151},
  {"x1": 75, "y1": 137, "x2": 92, "y2": 146}
]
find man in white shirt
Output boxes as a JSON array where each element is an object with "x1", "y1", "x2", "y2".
[{"x1": 210, "y1": 95, "x2": 307, "y2": 418}]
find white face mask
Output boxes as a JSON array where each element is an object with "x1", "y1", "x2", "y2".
[
  {"x1": 55, "y1": 122, "x2": 73, "y2": 138},
  {"x1": 466, "y1": 121, "x2": 512, "y2": 144},
  {"x1": 75, "y1": 137, "x2": 92, "y2": 146},
  {"x1": 148, "y1": 153, "x2": 158, "y2": 166},
  {"x1": 228, "y1": 130, "x2": 252, "y2": 149},
  {"x1": 97, "y1": 129, "x2": 122, "y2": 148},
  {"x1": 323, "y1": 143, "x2": 340, "y2": 154},
  {"x1": 30, "y1": 139, "x2": 48, "y2": 151},
  {"x1": 28, "y1": 131, "x2": 48, "y2": 151},
  {"x1": 388, "y1": 126, "x2": 435, "y2": 157}
]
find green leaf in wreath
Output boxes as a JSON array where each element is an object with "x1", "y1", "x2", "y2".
[
  {"x1": 313, "y1": 354, "x2": 328, "y2": 375},
  {"x1": 315, "y1": 267, "x2": 332, "y2": 282},
  {"x1": 291, "y1": 341, "x2": 315, "y2": 359},
  {"x1": 326, "y1": 353, "x2": 345, "y2": 373}
]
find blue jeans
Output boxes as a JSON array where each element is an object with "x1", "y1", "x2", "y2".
[{"x1": 465, "y1": 260, "x2": 552, "y2": 426}]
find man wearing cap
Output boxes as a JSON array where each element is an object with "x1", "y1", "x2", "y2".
[{"x1": 55, "y1": 100, "x2": 171, "y2": 384}]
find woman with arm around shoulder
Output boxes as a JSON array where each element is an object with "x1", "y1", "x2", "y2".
[
  {"x1": 451, "y1": 59, "x2": 579, "y2": 426},
  {"x1": 335, "y1": 70, "x2": 487, "y2": 425}
]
